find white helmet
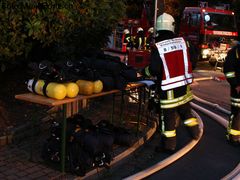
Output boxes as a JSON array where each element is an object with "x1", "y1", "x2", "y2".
[
  {"x1": 148, "y1": 27, "x2": 154, "y2": 34},
  {"x1": 156, "y1": 13, "x2": 175, "y2": 32},
  {"x1": 137, "y1": 27, "x2": 143, "y2": 33},
  {"x1": 123, "y1": 29, "x2": 130, "y2": 34}
]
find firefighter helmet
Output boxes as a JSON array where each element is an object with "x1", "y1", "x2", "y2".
[
  {"x1": 137, "y1": 27, "x2": 144, "y2": 33},
  {"x1": 148, "y1": 27, "x2": 154, "y2": 34},
  {"x1": 156, "y1": 13, "x2": 175, "y2": 32},
  {"x1": 123, "y1": 29, "x2": 130, "y2": 34}
]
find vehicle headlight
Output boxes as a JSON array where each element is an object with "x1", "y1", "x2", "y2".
[
  {"x1": 219, "y1": 53, "x2": 227, "y2": 59},
  {"x1": 202, "y1": 49, "x2": 210, "y2": 56},
  {"x1": 201, "y1": 49, "x2": 210, "y2": 59}
]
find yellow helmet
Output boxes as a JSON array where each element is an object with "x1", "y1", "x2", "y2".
[{"x1": 156, "y1": 13, "x2": 175, "y2": 32}]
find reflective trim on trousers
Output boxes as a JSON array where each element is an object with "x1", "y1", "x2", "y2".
[
  {"x1": 160, "y1": 93, "x2": 193, "y2": 109},
  {"x1": 184, "y1": 117, "x2": 198, "y2": 127},
  {"x1": 228, "y1": 128, "x2": 240, "y2": 136},
  {"x1": 163, "y1": 130, "x2": 176, "y2": 138},
  {"x1": 231, "y1": 97, "x2": 240, "y2": 102},
  {"x1": 161, "y1": 91, "x2": 192, "y2": 104},
  {"x1": 225, "y1": 72, "x2": 235, "y2": 78},
  {"x1": 236, "y1": 48, "x2": 239, "y2": 59},
  {"x1": 231, "y1": 102, "x2": 240, "y2": 107}
]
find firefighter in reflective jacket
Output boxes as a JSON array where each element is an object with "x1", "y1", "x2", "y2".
[
  {"x1": 146, "y1": 27, "x2": 154, "y2": 50},
  {"x1": 142, "y1": 13, "x2": 201, "y2": 152},
  {"x1": 134, "y1": 27, "x2": 145, "y2": 50},
  {"x1": 123, "y1": 29, "x2": 133, "y2": 50},
  {"x1": 223, "y1": 42, "x2": 240, "y2": 146}
]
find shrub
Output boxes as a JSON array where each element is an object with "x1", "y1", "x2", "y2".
[{"x1": 0, "y1": 0, "x2": 126, "y2": 68}]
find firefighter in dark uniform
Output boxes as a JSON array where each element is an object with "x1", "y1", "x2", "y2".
[
  {"x1": 142, "y1": 13, "x2": 201, "y2": 152},
  {"x1": 146, "y1": 27, "x2": 154, "y2": 50},
  {"x1": 123, "y1": 29, "x2": 133, "y2": 50},
  {"x1": 134, "y1": 27, "x2": 145, "y2": 50},
  {"x1": 223, "y1": 40, "x2": 240, "y2": 146}
]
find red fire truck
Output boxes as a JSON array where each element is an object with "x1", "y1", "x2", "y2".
[{"x1": 179, "y1": 2, "x2": 238, "y2": 65}]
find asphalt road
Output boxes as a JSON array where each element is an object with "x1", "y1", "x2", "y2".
[{"x1": 147, "y1": 111, "x2": 240, "y2": 180}]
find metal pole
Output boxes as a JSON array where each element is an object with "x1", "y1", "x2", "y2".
[
  {"x1": 153, "y1": 0, "x2": 165, "y2": 40},
  {"x1": 61, "y1": 104, "x2": 67, "y2": 172},
  {"x1": 153, "y1": 0, "x2": 158, "y2": 41}
]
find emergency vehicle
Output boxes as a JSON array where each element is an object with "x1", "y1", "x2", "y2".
[{"x1": 179, "y1": 2, "x2": 238, "y2": 65}]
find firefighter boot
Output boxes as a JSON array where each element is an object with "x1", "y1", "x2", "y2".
[
  {"x1": 184, "y1": 118, "x2": 201, "y2": 139},
  {"x1": 227, "y1": 114, "x2": 240, "y2": 146},
  {"x1": 187, "y1": 125, "x2": 201, "y2": 139},
  {"x1": 227, "y1": 128, "x2": 240, "y2": 146},
  {"x1": 163, "y1": 136, "x2": 177, "y2": 152},
  {"x1": 155, "y1": 137, "x2": 176, "y2": 154},
  {"x1": 227, "y1": 134, "x2": 240, "y2": 146},
  {"x1": 155, "y1": 132, "x2": 176, "y2": 154}
]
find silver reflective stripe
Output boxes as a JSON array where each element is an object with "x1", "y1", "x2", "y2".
[
  {"x1": 225, "y1": 72, "x2": 235, "y2": 78},
  {"x1": 230, "y1": 97, "x2": 240, "y2": 107},
  {"x1": 231, "y1": 97, "x2": 240, "y2": 103},
  {"x1": 231, "y1": 102, "x2": 240, "y2": 107},
  {"x1": 231, "y1": 97, "x2": 240, "y2": 102},
  {"x1": 161, "y1": 78, "x2": 193, "y2": 91},
  {"x1": 162, "y1": 74, "x2": 193, "y2": 84}
]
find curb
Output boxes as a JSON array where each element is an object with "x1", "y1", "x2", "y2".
[
  {"x1": 0, "y1": 134, "x2": 12, "y2": 146},
  {"x1": 0, "y1": 126, "x2": 14, "y2": 146}
]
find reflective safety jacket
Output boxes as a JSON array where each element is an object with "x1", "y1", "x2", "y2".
[
  {"x1": 143, "y1": 31, "x2": 196, "y2": 109},
  {"x1": 155, "y1": 37, "x2": 193, "y2": 91}
]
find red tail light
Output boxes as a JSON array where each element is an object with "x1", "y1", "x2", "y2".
[
  {"x1": 200, "y1": 44, "x2": 208, "y2": 49},
  {"x1": 232, "y1": 32, "x2": 238, "y2": 36}
]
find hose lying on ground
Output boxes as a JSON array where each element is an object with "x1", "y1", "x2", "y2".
[{"x1": 123, "y1": 110, "x2": 203, "y2": 180}]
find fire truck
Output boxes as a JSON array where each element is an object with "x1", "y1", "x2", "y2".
[{"x1": 179, "y1": 2, "x2": 238, "y2": 65}]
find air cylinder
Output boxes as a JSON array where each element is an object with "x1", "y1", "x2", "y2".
[
  {"x1": 64, "y1": 82, "x2": 79, "y2": 98},
  {"x1": 27, "y1": 79, "x2": 67, "y2": 100}
]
